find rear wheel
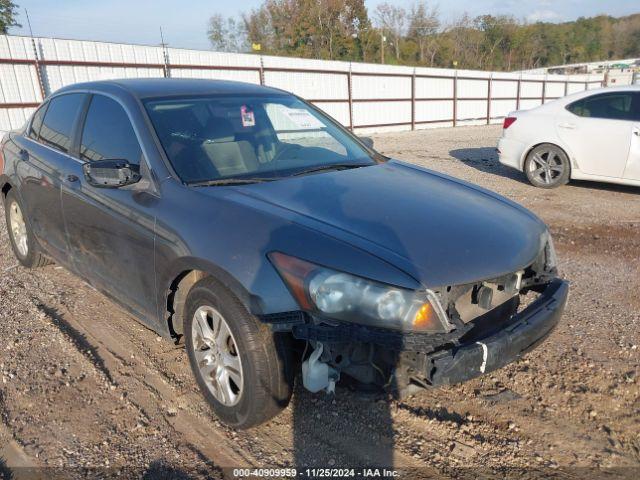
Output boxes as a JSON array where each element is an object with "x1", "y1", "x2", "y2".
[
  {"x1": 184, "y1": 277, "x2": 294, "y2": 429},
  {"x1": 3, "y1": 190, "x2": 51, "y2": 268},
  {"x1": 524, "y1": 144, "x2": 570, "y2": 189}
]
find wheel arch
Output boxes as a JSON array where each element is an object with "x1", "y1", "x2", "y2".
[{"x1": 161, "y1": 258, "x2": 260, "y2": 341}]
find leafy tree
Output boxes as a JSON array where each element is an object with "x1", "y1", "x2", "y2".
[
  {"x1": 207, "y1": 13, "x2": 248, "y2": 53},
  {"x1": 374, "y1": 2, "x2": 407, "y2": 61},
  {"x1": 0, "y1": 0, "x2": 20, "y2": 34},
  {"x1": 216, "y1": 2, "x2": 640, "y2": 71},
  {"x1": 407, "y1": 1, "x2": 440, "y2": 65},
  {"x1": 243, "y1": 0, "x2": 368, "y2": 60}
]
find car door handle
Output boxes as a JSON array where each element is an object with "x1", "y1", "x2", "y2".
[
  {"x1": 66, "y1": 174, "x2": 79, "y2": 183},
  {"x1": 558, "y1": 123, "x2": 576, "y2": 129},
  {"x1": 19, "y1": 148, "x2": 29, "y2": 161}
]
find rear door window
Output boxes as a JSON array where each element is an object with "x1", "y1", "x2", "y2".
[
  {"x1": 39, "y1": 94, "x2": 85, "y2": 153},
  {"x1": 566, "y1": 92, "x2": 635, "y2": 121},
  {"x1": 80, "y1": 95, "x2": 143, "y2": 164}
]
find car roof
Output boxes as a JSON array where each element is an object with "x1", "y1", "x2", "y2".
[
  {"x1": 55, "y1": 78, "x2": 289, "y2": 99},
  {"x1": 529, "y1": 84, "x2": 640, "y2": 111},
  {"x1": 565, "y1": 84, "x2": 640, "y2": 99}
]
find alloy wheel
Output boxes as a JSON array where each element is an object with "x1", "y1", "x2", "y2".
[
  {"x1": 191, "y1": 305, "x2": 244, "y2": 406},
  {"x1": 9, "y1": 200, "x2": 28, "y2": 257},
  {"x1": 528, "y1": 148, "x2": 565, "y2": 185}
]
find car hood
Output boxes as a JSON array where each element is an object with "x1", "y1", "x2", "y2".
[{"x1": 229, "y1": 161, "x2": 548, "y2": 288}]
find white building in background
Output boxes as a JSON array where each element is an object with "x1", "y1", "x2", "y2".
[{"x1": 519, "y1": 57, "x2": 640, "y2": 86}]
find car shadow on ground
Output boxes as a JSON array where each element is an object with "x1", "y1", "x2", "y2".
[
  {"x1": 0, "y1": 457, "x2": 13, "y2": 480},
  {"x1": 567, "y1": 179, "x2": 640, "y2": 195},
  {"x1": 141, "y1": 459, "x2": 196, "y2": 479},
  {"x1": 450, "y1": 147, "x2": 640, "y2": 195},
  {"x1": 449, "y1": 147, "x2": 528, "y2": 184}
]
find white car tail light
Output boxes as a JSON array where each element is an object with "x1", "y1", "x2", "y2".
[{"x1": 503, "y1": 117, "x2": 517, "y2": 129}]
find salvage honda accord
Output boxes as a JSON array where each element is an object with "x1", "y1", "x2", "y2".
[{"x1": 0, "y1": 79, "x2": 568, "y2": 428}]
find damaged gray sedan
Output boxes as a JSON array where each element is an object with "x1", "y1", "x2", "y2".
[{"x1": 0, "y1": 79, "x2": 568, "y2": 429}]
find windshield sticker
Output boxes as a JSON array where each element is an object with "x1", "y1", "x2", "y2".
[
  {"x1": 284, "y1": 109, "x2": 324, "y2": 130},
  {"x1": 241, "y1": 105, "x2": 255, "y2": 127}
]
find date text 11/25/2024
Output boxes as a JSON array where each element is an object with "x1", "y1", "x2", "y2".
[{"x1": 232, "y1": 468, "x2": 400, "y2": 478}]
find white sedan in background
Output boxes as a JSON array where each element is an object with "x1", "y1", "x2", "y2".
[{"x1": 498, "y1": 85, "x2": 640, "y2": 188}]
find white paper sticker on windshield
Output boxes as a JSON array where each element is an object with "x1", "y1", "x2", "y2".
[
  {"x1": 284, "y1": 109, "x2": 324, "y2": 130},
  {"x1": 241, "y1": 105, "x2": 255, "y2": 127}
]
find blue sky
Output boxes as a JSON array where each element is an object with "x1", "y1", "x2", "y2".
[{"x1": 11, "y1": 0, "x2": 640, "y2": 51}]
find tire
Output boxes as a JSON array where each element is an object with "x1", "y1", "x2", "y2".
[
  {"x1": 524, "y1": 143, "x2": 571, "y2": 189},
  {"x1": 184, "y1": 276, "x2": 294, "y2": 429},
  {"x1": 3, "y1": 189, "x2": 51, "y2": 268}
]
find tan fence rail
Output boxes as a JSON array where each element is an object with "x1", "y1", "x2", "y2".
[{"x1": 0, "y1": 34, "x2": 604, "y2": 134}]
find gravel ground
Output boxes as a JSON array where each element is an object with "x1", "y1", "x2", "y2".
[{"x1": 0, "y1": 124, "x2": 638, "y2": 479}]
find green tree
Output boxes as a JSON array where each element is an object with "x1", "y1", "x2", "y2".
[
  {"x1": 207, "y1": 13, "x2": 248, "y2": 53},
  {"x1": 227, "y1": 2, "x2": 640, "y2": 71},
  {"x1": 407, "y1": 1, "x2": 440, "y2": 65},
  {"x1": 374, "y1": 2, "x2": 407, "y2": 61},
  {"x1": 243, "y1": 0, "x2": 368, "y2": 60},
  {"x1": 0, "y1": 0, "x2": 20, "y2": 34}
]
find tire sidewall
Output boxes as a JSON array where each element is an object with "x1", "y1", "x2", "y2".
[
  {"x1": 525, "y1": 144, "x2": 571, "y2": 189},
  {"x1": 4, "y1": 190, "x2": 37, "y2": 267},
  {"x1": 184, "y1": 281, "x2": 265, "y2": 428}
]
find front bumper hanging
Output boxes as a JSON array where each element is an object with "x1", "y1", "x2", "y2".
[{"x1": 427, "y1": 278, "x2": 569, "y2": 385}]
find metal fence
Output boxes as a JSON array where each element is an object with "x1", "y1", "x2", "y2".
[{"x1": 0, "y1": 34, "x2": 605, "y2": 135}]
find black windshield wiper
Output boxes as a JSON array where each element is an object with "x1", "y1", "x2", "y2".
[
  {"x1": 188, "y1": 177, "x2": 273, "y2": 187},
  {"x1": 290, "y1": 163, "x2": 367, "y2": 177}
]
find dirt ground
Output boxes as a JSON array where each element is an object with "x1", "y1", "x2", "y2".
[{"x1": 0, "y1": 125, "x2": 638, "y2": 479}]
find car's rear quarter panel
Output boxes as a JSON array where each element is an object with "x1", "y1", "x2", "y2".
[{"x1": 499, "y1": 111, "x2": 567, "y2": 170}]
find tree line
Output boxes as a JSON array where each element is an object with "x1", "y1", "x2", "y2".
[{"x1": 208, "y1": 1, "x2": 640, "y2": 71}]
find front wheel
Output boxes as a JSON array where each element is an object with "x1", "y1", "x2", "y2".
[
  {"x1": 184, "y1": 277, "x2": 294, "y2": 429},
  {"x1": 524, "y1": 144, "x2": 571, "y2": 189}
]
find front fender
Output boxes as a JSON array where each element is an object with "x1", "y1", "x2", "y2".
[{"x1": 155, "y1": 223, "x2": 423, "y2": 338}]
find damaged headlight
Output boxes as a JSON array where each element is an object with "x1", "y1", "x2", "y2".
[{"x1": 269, "y1": 252, "x2": 453, "y2": 333}]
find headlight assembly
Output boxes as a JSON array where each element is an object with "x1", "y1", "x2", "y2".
[{"x1": 269, "y1": 252, "x2": 453, "y2": 333}]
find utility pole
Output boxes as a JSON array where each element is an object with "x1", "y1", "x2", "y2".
[
  {"x1": 25, "y1": 9, "x2": 47, "y2": 99},
  {"x1": 159, "y1": 27, "x2": 170, "y2": 78},
  {"x1": 380, "y1": 32, "x2": 385, "y2": 64}
]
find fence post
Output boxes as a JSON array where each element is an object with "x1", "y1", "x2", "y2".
[
  {"x1": 516, "y1": 74, "x2": 521, "y2": 110},
  {"x1": 347, "y1": 63, "x2": 354, "y2": 131},
  {"x1": 486, "y1": 74, "x2": 492, "y2": 125},
  {"x1": 411, "y1": 68, "x2": 416, "y2": 131},
  {"x1": 541, "y1": 74, "x2": 546, "y2": 105},
  {"x1": 452, "y1": 70, "x2": 457, "y2": 127},
  {"x1": 564, "y1": 78, "x2": 568, "y2": 97},
  {"x1": 259, "y1": 56, "x2": 265, "y2": 85}
]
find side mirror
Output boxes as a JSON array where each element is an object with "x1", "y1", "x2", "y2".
[
  {"x1": 83, "y1": 159, "x2": 141, "y2": 188},
  {"x1": 359, "y1": 136, "x2": 374, "y2": 149}
]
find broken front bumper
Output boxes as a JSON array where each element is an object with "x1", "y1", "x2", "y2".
[
  {"x1": 428, "y1": 278, "x2": 569, "y2": 386},
  {"x1": 263, "y1": 277, "x2": 569, "y2": 389}
]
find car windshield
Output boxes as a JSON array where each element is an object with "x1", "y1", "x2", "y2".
[{"x1": 143, "y1": 94, "x2": 377, "y2": 185}]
